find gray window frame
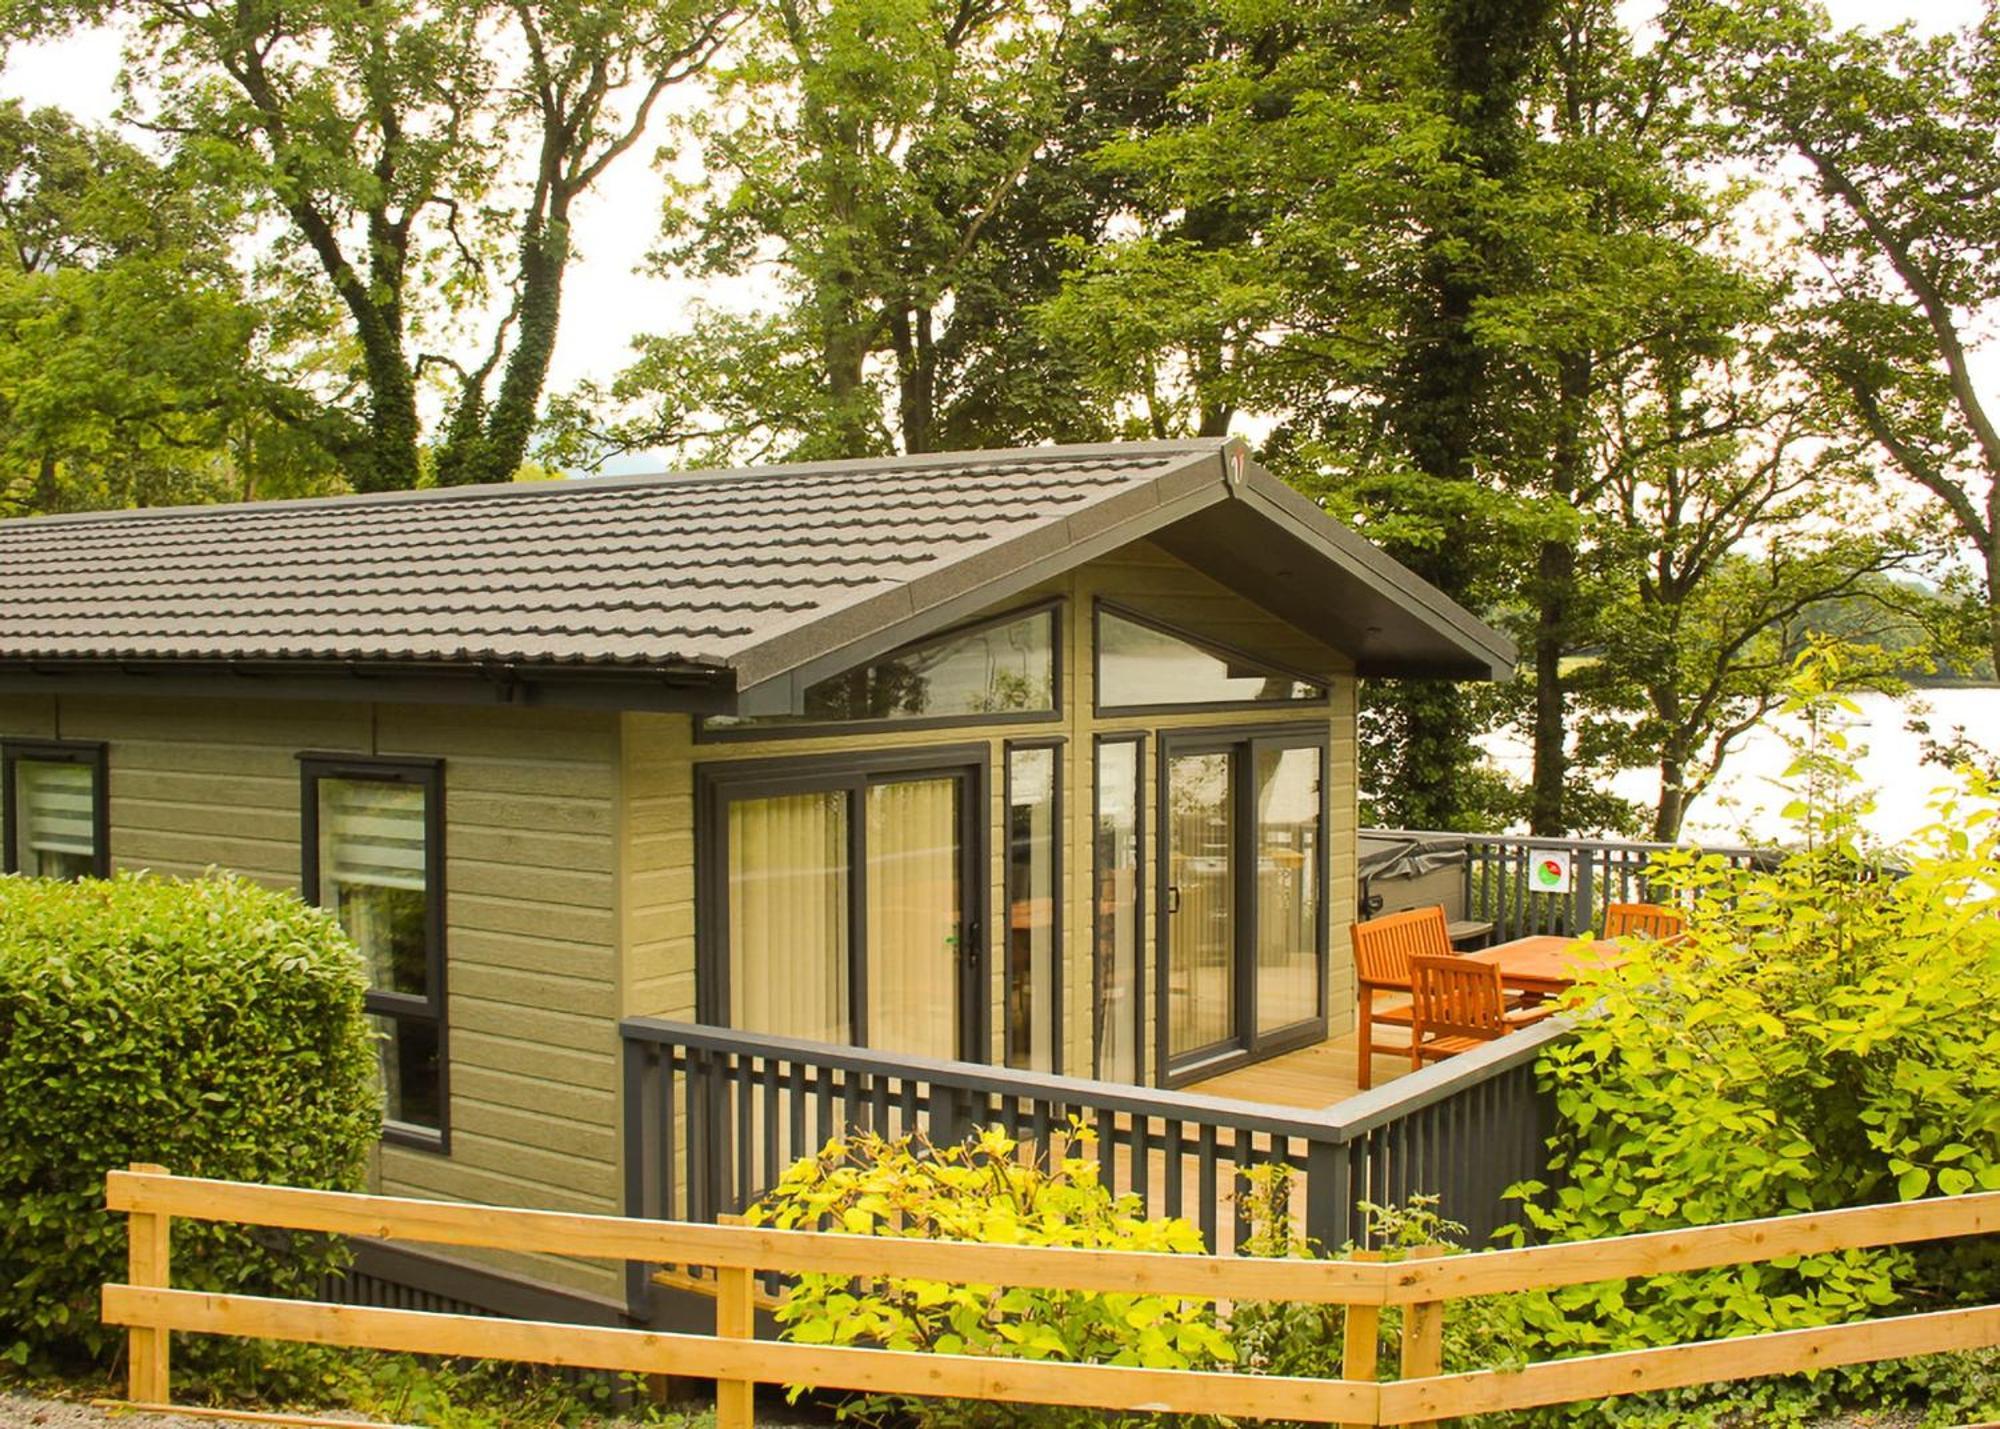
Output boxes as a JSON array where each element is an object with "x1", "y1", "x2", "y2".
[
  {"x1": 299, "y1": 752, "x2": 450, "y2": 1153},
  {"x1": 1091, "y1": 732, "x2": 1146, "y2": 1084},
  {"x1": 1092, "y1": 599, "x2": 1332, "y2": 719},
  {"x1": 1003, "y1": 736, "x2": 1065, "y2": 1075},
  {"x1": 694, "y1": 744, "x2": 993, "y2": 1060},
  {"x1": 1, "y1": 738, "x2": 110, "y2": 879},
  {"x1": 696, "y1": 599, "x2": 1065, "y2": 742}
]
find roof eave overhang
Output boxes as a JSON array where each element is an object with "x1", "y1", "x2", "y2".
[
  {"x1": 728, "y1": 443, "x2": 1514, "y2": 716},
  {"x1": 0, "y1": 656, "x2": 736, "y2": 715}
]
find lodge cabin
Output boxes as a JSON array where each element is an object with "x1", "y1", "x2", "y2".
[{"x1": 0, "y1": 439, "x2": 1518, "y2": 1325}]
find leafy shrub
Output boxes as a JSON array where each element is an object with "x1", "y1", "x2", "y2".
[
  {"x1": 1506, "y1": 660, "x2": 2000, "y2": 1423},
  {"x1": 0, "y1": 870, "x2": 379, "y2": 1371},
  {"x1": 747, "y1": 1126, "x2": 1233, "y2": 1428}
]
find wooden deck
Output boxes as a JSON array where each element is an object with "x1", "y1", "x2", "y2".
[{"x1": 1186, "y1": 1022, "x2": 1416, "y2": 1110}]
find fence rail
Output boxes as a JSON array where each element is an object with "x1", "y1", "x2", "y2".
[
  {"x1": 1364, "y1": 828, "x2": 1771, "y2": 943},
  {"x1": 620, "y1": 1014, "x2": 1568, "y2": 1311},
  {"x1": 101, "y1": 1167, "x2": 2000, "y2": 1429}
]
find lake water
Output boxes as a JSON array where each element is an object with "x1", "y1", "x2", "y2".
[{"x1": 1480, "y1": 686, "x2": 2000, "y2": 848}]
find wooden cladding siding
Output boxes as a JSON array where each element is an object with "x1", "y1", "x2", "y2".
[
  {"x1": 0, "y1": 694, "x2": 627, "y2": 1301},
  {"x1": 620, "y1": 538, "x2": 1361, "y2": 1085}
]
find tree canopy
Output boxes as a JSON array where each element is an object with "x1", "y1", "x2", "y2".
[{"x1": 2, "y1": 0, "x2": 1995, "y2": 834}]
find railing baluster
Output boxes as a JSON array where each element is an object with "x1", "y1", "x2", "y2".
[{"x1": 620, "y1": 1014, "x2": 1574, "y2": 1269}]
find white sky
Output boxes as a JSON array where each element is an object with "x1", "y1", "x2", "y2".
[{"x1": 0, "y1": 0, "x2": 1984, "y2": 436}]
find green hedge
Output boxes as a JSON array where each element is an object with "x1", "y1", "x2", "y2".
[{"x1": 0, "y1": 871, "x2": 379, "y2": 1371}]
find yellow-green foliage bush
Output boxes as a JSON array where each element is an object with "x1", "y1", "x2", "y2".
[
  {"x1": 748, "y1": 1126, "x2": 1233, "y2": 1428},
  {"x1": 0, "y1": 871, "x2": 378, "y2": 1372},
  {"x1": 1509, "y1": 670, "x2": 2000, "y2": 1424}
]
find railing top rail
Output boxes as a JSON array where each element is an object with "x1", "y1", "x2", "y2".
[
  {"x1": 105, "y1": 1169, "x2": 2000, "y2": 1309},
  {"x1": 619, "y1": 1014, "x2": 1570, "y2": 1143},
  {"x1": 1363, "y1": 826, "x2": 1772, "y2": 860}
]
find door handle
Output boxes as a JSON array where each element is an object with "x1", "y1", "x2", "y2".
[{"x1": 1166, "y1": 886, "x2": 1183, "y2": 915}]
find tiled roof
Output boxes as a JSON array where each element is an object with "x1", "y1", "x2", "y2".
[{"x1": 0, "y1": 445, "x2": 1210, "y2": 675}]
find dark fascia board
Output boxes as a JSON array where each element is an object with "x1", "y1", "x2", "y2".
[
  {"x1": 732, "y1": 440, "x2": 1514, "y2": 714},
  {"x1": 0, "y1": 656, "x2": 735, "y2": 715},
  {"x1": 1230, "y1": 458, "x2": 1516, "y2": 677}
]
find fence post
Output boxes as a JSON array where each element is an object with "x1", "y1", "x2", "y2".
[
  {"x1": 1337, "y1": 1248, "x2": 1383, "y2": 1429},
  {"x1": 1396, "y1": 1245, "x2": 1446, "y2": 1429},
  {"x1": 124, "y1": 1162, "x2": 171, "y2": 1406},
  {"x1": 714, "y1": 1213, "x2": 755, "y2": 1429}
]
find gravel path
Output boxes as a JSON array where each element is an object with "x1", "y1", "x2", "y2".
[{"x1": 0, "y1": 1396, "x2": 381, "y2": 1428}]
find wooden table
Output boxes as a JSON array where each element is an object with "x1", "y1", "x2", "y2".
[{"x1": 1467, "y1": 935, "x2": 1623, "y2": 995}]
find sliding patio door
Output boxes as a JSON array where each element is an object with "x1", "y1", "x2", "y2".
[
  {"x1": 1160, "y1": 732, "x2": 1327, "y2": 1080},
  {"x1": 708, "y1": 756, "x2": 984, "y2": 1060}
]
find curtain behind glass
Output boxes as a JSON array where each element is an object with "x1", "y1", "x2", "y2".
[
  {"x1": 728, "y1": 791, "x2": 850, "y2": 1043},
  {"x1": 866, "y1": 778, "x2": 961, "y2": 1059},
  {"x1": 1255, "y1": 747, "x2": 1321, "y2": 1033}
]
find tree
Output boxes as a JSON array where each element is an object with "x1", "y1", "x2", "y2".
[
  {"x1": 1681, "y1": 0, "x2": 2000, "y2": 677},
  {"x1": 1574, "y1": 336, "x2": 1917, "y2": 839},
  {"x1": 5, "y1": 0, "x2": 737, "y2": 492},
  {"x1": 0, "y1": 101, "x2": 334, "y2": 516},
  {"x1": 552, "y1": 0, "x2": 1126, "y2": 469}
]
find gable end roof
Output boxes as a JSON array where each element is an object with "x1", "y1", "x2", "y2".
[{"x1": 0, "y1": 440, "x2": 1514, "y2": 712}]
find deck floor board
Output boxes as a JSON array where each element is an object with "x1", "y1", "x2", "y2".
[{"x1": 1185, "y1": 1026, "x2": 1416, "y2": 1110}]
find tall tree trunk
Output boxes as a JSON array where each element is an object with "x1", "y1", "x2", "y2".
[
  {"x1": 1361, "y1": 0, "x2": 1555, "y2": 831},
  {"x1": 1653, "y1": 746, "x2": 1687, "y2": 842},
  {"x1": 1529, "y1": 536, "x2": 1575, "y2": 835},
  {"x1": 33, "y1": 452, "x2": 59, "y2": 513},
  {"x1": 1529, "y1": 354, "x2": 1592, "y2": 835}
]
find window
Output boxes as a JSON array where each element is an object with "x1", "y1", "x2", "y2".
[
  {"x1": 705, "y1": 604, "x2": 1058, "y2": 733},
  {"x1": 1096, "y1": 605, "x2": 1326, "y2": 712},
  {"x1": 1005, "y1": 742, "x2": 1061, "y2": 1073},
  {"x1": 700, "y1": 750, "x2": 985, "y2": 1062},
  {"x1": 2, "y1": 740, "x2": 108, "y2": 880},
  {"x1": 1092, "y1": 736, "x2": 1143, "y2": 1083},
  {"x1": 302, "y1": 756, "x2": 446, "y2": 1149}
]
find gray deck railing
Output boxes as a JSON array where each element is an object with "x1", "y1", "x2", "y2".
[
  {"x1": 1365, "y1": 828, "x2": 1771, "y2": 943},
  {"x1": 619, "y1": 1016, "x2": 1570, "y2": 1315}
]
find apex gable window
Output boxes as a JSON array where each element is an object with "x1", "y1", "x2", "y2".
[
  {"x1": 2, "y1": 740, "x2": 108, "y2": 880},
  {"x1": 301, "y1": 755, "x2": 447, "y2": 1150},
  {"x1": 1095, "y1": 604, "x2": 1327, "y2": 713},
  {"x1": 704, "y1": 603, "x2": 1059, "y2": 735}
]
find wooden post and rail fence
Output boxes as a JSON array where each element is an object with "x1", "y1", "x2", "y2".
[{"x1": 104, "y1": 1166, "x2": 2000, "y2": 1428}]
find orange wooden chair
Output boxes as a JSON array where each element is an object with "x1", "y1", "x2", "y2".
[
  {"x1": 1603, "y1": 901, "x2": 1685, "y2": 942},
  {"x1": 1351, "y1": 905, "x2": 1454, "y2": 1090},
  {"x1": 1408, "y1": 954, "x2": 1554, "y2": 1070}
]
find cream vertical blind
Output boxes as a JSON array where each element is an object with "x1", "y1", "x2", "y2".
[
  {"x1": 14, "y1": 759, "x2": 95, "y2": 878},
  {"x1": 865, "y1": 778, "x2": 961, "y2": 1059},
  {"x1": 1255, "y1": 746, "x2": 1321, "y2": 1034},
  {"x1": 728, "y1": 791, "x2": 851, "y2": 1045}
]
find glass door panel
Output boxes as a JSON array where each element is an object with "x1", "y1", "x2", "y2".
[
  {"x1": 865, "y1": 776, "x2": 964, "y2": 1059},
  {"x1": 1093, "y1": 739, "x2": 1142, "y2": 1082},
  {"x1": 1166, "y1": 750, "x2": 1237, "y2": 1062},
  {"x1": 1255, "y1": 745, "x2": 1322, "y2": 1034},
  {"x1": 728, "y1": 790, "x2": 852, "y2": 1044}
]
